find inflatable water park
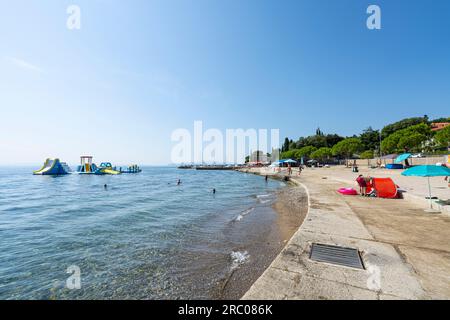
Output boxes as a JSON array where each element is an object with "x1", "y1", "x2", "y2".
[{"x1": 33, "y1": 156, "x2": 142, "y2": 176}]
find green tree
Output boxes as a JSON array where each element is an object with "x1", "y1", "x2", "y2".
[
  {"x1": 310, "y1": 147, "x2": 332, "y2": 162},
  {"x1": 360, "y1": 150, "x2": 375, "y2": 167},
  {"x1": 305, "y1": 135, "x2": 328, "y2": 148},
  {"x1": 295, "y1": 137, "x2": 307, "y2": 149},
  {"x1": 332, "y1": 138, "x2": 363, "y2": 166},
  {"x1": 381, "y1": 116, "x2": 428, "y2": 139},
  {"x1": 282, "y1": 137, "x2": 290, "y2": 152},
  {"x1": 434, "y1": 126, "x2": 450, "y2": 149},
  {"x1": 430, "y1": 117, "x2": 450, "y2": 123},
  {"x1": 360, "y1": 150, "x2": 374, "y2": 159},
  {"x1": 381, "y1": 133, "x2": 401, "y2": 154},
  {"x1": 325, "y1": 134, "x2": 344, "y2": 147},
  {"x1": 360, "y1": 127, "x2": 380, "y2": 152},
  {"x1": 405, "y1": 123, "x2": 432, "y2": 136},
  {"x1": 295, "y1": 146, "x2": 317, "y2": 159},
  {"x1": 381, "y1": 123, "x2": 431, "y2": 153},
  {"x1": 280, "y1": 149, "x2": 298, "y2": 160},
  {"x1": 293, "y1": 132, "x2": 344, "y2": 150},
  {"x1": 397, "y1": 133, "x2": 427, "y2": 152},
  {"x1": 288, "y1": 140, "x2": 297, "y2": 151}
]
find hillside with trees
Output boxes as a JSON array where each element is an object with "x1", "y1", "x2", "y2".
[{"x1": 277, "y1": 116, "x2": 449, "y2": 162}]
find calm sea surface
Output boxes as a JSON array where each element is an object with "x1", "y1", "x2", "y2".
[{"x1": 0, "y1": 166, "x2": 284, "y2": 299}]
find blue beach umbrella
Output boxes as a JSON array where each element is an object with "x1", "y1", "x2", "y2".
[
  {"x1": 269, "y1": 161, "x2": 282, "y2": 167},
  {"x1": 402, "y1": 165, "x2": 450, "y2": 210},
  {"x1": 395, "y1": 153, "x2": 411, "y2": 164}
]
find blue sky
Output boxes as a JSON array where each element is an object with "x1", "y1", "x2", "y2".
[{"x1": 0, "y1": 0, "x2": 449, "y2": 165}]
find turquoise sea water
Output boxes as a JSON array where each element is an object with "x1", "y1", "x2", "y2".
[{"x1": 0, "y1": 166, "x2": 284, "y2": 299}]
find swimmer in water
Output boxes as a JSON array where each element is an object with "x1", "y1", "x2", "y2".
[
  {"x1": 212, "y1": 188, "x2": 216, "y2": 194},
  {"x1": 177, "y1": 179, "x2": 181, "y2": 186},
  {"x1": 104, "y1": 184, "x2": 107, "y2": 190}
]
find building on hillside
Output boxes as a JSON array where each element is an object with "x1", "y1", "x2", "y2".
[{"x1": 431, "y1": 122, "x2": 450, "y2": 132}]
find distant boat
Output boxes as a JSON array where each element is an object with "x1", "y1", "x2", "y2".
[{"x1": 178, "y1": 165, "x2": 194, "y2": 169}]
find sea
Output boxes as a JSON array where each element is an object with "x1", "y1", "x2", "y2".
[{"x1": 0, "y1": 166, "x2": 286, "y2": 299}]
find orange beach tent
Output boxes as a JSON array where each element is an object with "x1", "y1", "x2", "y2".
[{"x1": 366, "y1": 178, "x2": 398, "y2": 199}]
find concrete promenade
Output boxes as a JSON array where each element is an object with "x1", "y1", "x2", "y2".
[{"x1": 241, "y1": 166, "x2": 450, "y2": 300}]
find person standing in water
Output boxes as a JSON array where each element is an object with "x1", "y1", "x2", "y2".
[
  {"x1": 265, "y1": 175, "x2": 268, "y2": 182},
  {"x1": 177, "y1": 179, "x2": 181, "y2": 186},
  {"x1": 212, "y1": 188, "x2": 216, "y2": 194},
  {"x1": 104, "y1": 184, "x2": 108, "y2": 190}
]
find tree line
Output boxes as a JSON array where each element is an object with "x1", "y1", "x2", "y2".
[{"x1": 279, "y1": 115, "x2": 450, "y2": 162}]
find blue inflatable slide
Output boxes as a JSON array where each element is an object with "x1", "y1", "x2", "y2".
[{"x1": 33, "y1": 158, "x2": 71, "y2": 175}]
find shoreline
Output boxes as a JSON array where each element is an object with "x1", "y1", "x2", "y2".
[
  {"x1": 215, "y1": 171, "x2": 309, "y2": 300},
  {"x1": 223, "y1": 169, "x2": 308, "y2": 300}
]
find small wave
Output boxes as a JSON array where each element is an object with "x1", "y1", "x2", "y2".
[
  {"x1": 230, "y1": 251, "x2": 249, "y2": 270},
  {"x1": 233, "y1": 207, "x2": 255, "y2": 222},
  {"x1": 242, "y1": 207, "x2": 255, "y2": 215},
  {"x1": 256, "y1": 194, "x2": 274, "y2": 204}
]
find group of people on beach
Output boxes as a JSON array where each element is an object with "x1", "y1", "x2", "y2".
[
  {"x1": 274, "y1": 163, "x2": 303, "y2": 176},
  {"x1": 285, "y1": 164, "x2": 303, "y2": 176}
]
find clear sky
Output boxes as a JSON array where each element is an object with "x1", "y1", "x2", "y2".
[{"x1": 0, "y1": 0, "x2": 449, "y2": 165}]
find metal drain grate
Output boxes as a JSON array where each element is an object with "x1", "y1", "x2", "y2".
[{"x1": 309, "y1": 243, "x2": 365, "y2": 269}]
